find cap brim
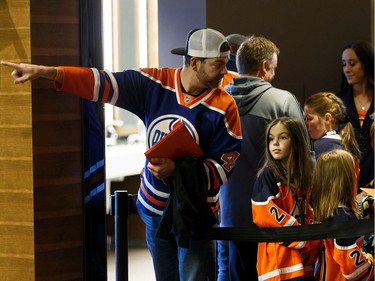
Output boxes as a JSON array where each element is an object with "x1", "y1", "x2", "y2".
[{"x1": 171, "y1": 47, "x2": 187, "y2": 56}]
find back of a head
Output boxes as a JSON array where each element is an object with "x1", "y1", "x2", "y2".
[
  {"x1": 236, "y1": 35, "x2": 280, "y2": 75},
  {"x1": 313, "y1": 149, "x2": 358, "y2": 222}
]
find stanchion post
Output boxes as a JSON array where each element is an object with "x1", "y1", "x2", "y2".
[{"x1": 114, "y1": 190, "x2": 129, "y2": 281}]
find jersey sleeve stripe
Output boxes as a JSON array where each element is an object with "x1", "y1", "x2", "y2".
[
  {"x1": 204, "y1": 159, "x2": 227, "y2": 189},
  {"x1": 224, "y1": 116, "x2": 242, "y2": 140},
  {"x1": 293, "y1": 241, "x2": 306, "y2": 249},
  {"x1": 207, "y1": 192, "x2": 219, "y2": 203},
  {"x1": 284, "y1": 216, "x2": 297, "y2": 226},
  {"x1": 203, "y1": 163, "x2": 211, "y2": 189},
  {"x1": 210, "y1": 158, "x2": 228, "y2": 183},
  {"x1": 137, "y1": 191, "x2": 164, "y2": 216},
  {"x1": 259, "y1": 264, "x2": 304, "y2": 280},
  {"x1": 100, "y1": 72, "x2": 110, "y2": 103},
  {"x1": 139, "y1": 181, "x2": 167, "y2": 207},
  {"x1": 251, "y1": 194, "x2": 277, "y2": 205},
  {"x1": 343, "y1": 262, "x2": 372, "y2": 280},
  {"x1": 104, "y1": 70, "x2": 119, "y2": 105},
  {"x1": 142, "y1": 174, "x2": 169, "y2": 198},
  {"x1": 91, "y1": 68, "x2": 100, "y2": 102}
]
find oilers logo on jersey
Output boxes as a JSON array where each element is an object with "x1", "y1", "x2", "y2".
[{"x1": 146, "y1": 115, "x2": 200, "y2": 150}]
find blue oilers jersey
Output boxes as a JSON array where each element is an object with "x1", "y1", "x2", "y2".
[{"x1": 56, "y1": 66, "x2": 242, "y2": 217}]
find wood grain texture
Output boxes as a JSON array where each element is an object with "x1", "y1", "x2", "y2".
[
  {"x1": 1, "y1": 0, "x2": 86, "y2": 280},
  {"x1": 30, "y1": 0, "x2": 85, "y2": 280},
  {"x1": 0, "y1": 1, "x2": 34, "y2": 280}
]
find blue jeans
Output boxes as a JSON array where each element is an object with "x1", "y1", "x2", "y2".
[{"x1": 139, "y1": 210, "x2": 215, "y2": 281}]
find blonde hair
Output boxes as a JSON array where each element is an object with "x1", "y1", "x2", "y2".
[
  {"x1": 304, "y1": 92, "x2": 360, "y2": 160},
  {"x1": 259, "y1": 117, "x2": 313, "y2": 196},
  {"x1": 312, "y1": 149, "x2": 360, "y2": 222},
  {"x1": 237, "y1": 35, "x2": 280, "y2": 75}
]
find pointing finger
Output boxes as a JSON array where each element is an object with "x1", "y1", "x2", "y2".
[{"x1": 1, "y1": 61, "x2": 20, "y2": 69}]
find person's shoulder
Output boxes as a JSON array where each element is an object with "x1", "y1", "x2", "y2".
[
  {"x1": 314, "y1": 137, "x2": 342, "y2": 151},
  {"x1": 257, "y1": 166, "x2": 277, "y2": 184},
  {"x1": 326, "y1": 207, "x2": 360, "y2": 246},
  {"x1": 215, "y1": 87, "x2": 240, "y2": 110},
  {"x1": 138, "y1": 67, "x2": 179, "y2": 87},
  {"x1": 253, "y1": 167, "x2": 281, "y2": 199},
  {"x1": 263, "y1": 86, "x2": 293, "y2": 97},
  {"x1": 324, "y1": 207, "x2": 357, "y2": 223},
  {"x1": 322, "y1": 136, "x2": 342, "y2": 146},
  {"x1": 261, "y1": 86, "x2": 300, "y2": 108},
  {"x1": 140, "y1": 67, "x2": 177, "y2": 76}
]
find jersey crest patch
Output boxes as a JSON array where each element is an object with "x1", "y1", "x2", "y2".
[{"x1": 147, "y1": 115, "x2": 199, "y2": 150}]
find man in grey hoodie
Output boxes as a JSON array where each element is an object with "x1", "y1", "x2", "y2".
[{"x1": 218, "y1": 36, "x2": 311, "y2": 281}]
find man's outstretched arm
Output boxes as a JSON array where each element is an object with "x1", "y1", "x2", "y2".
[{"x1": 1, "y1": 61, "x2": 62, "y2": 84}]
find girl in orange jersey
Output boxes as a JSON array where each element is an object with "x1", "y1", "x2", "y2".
[
  {"x1": 312, "y1": 149, "x2": 374, "y2": 281},
  {"x1": 252, "y1": 117, "x2": 319, "y2": 281}
]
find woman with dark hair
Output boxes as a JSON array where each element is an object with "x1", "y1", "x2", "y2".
[{"x1": 339, "y1": 40, "x2": 374, "y2": 188}]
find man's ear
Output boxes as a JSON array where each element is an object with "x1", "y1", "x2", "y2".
[
  {"x1": 190, "y1": 57, "x2": 199, "y2": 71},
  {"x1": 261, "y1": 60, "x2": 268, "y2": 71},
  {"x1": 257, "y1": 60, "x2": 267, "y2": 77}
]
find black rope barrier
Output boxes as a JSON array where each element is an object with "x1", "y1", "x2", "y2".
[
  {"x1": 206, "y1": 219, "x2": 374, "y2": 242},
  {"x1": 111, "y1": 192, "x2": 374, "y2": 281}
]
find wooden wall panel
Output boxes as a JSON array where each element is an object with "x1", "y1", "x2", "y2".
[
  {"x1": 30, "y1": 0, "x2": 84, "y2": 280},
  {"x1": 0, "y1": 1, "x2": 34, "y2": 280},
  {"x1": 206, "y1": 0, "x2": 372, "y2": 103}
]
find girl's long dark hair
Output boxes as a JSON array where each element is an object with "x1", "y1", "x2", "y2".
[{"x1": 258, "y1": 117, "x2": 314, "y2": 195}]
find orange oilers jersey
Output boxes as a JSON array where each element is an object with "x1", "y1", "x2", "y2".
[
  {"x1": 314, "y1": 207, "x2": 374, "y2": 281},
  {"x1": 252, "y1": 167, "x2": 319, "y2": 280}
]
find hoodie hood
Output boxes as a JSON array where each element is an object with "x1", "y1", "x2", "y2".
[{"x1": 225, "y1": 77, "x2": 272, "y2": 116}]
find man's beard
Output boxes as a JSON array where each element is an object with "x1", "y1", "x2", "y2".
[{"x1": 196, "y1": 69, "x2": 223, "y2": 89}]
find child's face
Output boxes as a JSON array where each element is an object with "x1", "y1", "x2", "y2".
[{"x1": 268, "y1": 123, "x2": 292, "y2": 165}]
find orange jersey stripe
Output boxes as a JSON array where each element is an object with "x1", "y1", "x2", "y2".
[{"x1": 140, "y1": 181, "x2": 167, "y2": 207}]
